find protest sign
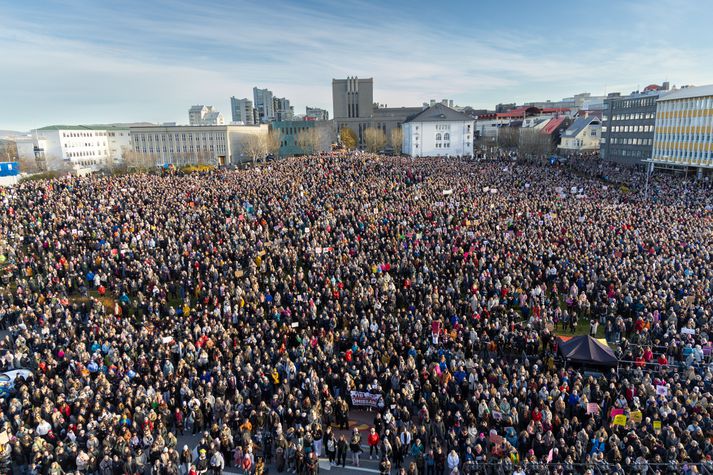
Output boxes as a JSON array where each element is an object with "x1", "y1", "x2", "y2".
[
  {"x1": 350, "y1": 391, "x2": 384, "y2": 409},
  {"x1": 613, "y1": 415, "x2": 627, "y2": 426}
]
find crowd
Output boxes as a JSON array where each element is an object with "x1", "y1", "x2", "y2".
[{"x1": 0, "y1": 153, "x2": 711, "y2": 475}]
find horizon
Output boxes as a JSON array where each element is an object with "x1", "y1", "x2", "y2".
[{"x1": 1, "y1": 0, "x2": 712, "y2": 131}]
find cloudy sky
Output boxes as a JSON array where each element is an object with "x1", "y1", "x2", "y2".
[{"x1": 1, "y1": 0, "x2": 711, "y2": 131}]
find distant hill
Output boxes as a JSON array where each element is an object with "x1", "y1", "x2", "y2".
[{"x1": 0, "y1": 130, "x2": 27, "y2": 139}]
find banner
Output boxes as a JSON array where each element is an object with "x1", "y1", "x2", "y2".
[
  {"x1": 613, "y1": 415, "x2": 627, "y2": 426},
  {"x1": 350, "y1": 391, "x2": 385, "y2": 409}
]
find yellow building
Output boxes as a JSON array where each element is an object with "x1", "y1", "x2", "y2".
[{"x1": 651, "y1": 84, "x2": 713, "y2": 170}]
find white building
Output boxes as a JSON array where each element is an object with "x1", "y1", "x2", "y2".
[
  {"x1": 15, "y1": 125, "x2": 132, "y2": 170},
  {"x1": 188, "y1": 105, "x2": 225, "y2": 126},
  {"x1": 402, "y1": 104, "x2": 474, "y2": 157},
  {"x1": 129, "y1": 124, "x2": 269, "y2": 166},
  {"x1": 651, "y1": 84, "x2": 713, "y2": 170},
  {"x1": 558, "y1": 116, "x2": 601, "y2": 152}
]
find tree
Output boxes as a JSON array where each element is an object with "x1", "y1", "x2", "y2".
[
  {"x1": 363, "y1": 127, "x2": 387, "y2": 153},
  {"x1": 339, "y1": 127, "x2": 357, "y2": 150},
  {"x1": 390, "y1": 127, "x2": 403, "y2": 155},
  {"x1": 296, "y1": 128, "x2": 325, "y2": 155},
  {"x1": 245, "y1": 134, "x2": 265, "y2": 163},
  {"x1": 122, "y1": 149, "x2": 145, "y2": 169},
  {"x1": 519, "y1": 129, "x2": 553, "y2": 157},
  {"x1": 497, "y1": 127, "x2": 519, "y2": 149},
  {"x1": 266, "y1": 130, "x2": 282, "y2": 159}
]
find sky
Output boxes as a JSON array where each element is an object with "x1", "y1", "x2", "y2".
[{"x1": 1, "y1": 0, "x2": 712, "y2": 131}]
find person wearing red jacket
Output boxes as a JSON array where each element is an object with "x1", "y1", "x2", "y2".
[{"x1": 368, "y1": 427, "x2": 380, "y2": 459}]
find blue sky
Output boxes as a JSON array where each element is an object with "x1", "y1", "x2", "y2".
[{"x1": 1, "y1": 0, "x2": 711, "y2": 131}]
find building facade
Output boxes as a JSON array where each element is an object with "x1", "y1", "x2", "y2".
[
  {"x1": 253, "y1": 87, "x2": 275, "y2": 123},
  {"x1": 271, "y1": 120, "x2": 335, "y2": 156},
  {"x1": 558, "y1": 116, "x2": 602, "y2": 152},
  {"x1": 332, "y1": 77, "x2": 373, "y2": 119},
  {"x1": 651, "y1": 84, "x2": 713, "y2": 170},
  {"x1": 306, "y1": 107, "x2": 329, "y2": 121},
  {"x1": 230, "y1": 97, "x2": 256, "y2": 125},
  {"x1": 600, "y1": 88, "x2": 666, "y2": 166},
  {"x1": 130, "y1": 124, "x2": 269, "y2": 166},
  {"x1": 15, "y1": 125, "x2": 131, "y2": 170},
  {"x1": 273, "y1": 97, "x2": 294, "y2": 121},
  {"x1": 188, "y1": 105, "x2": 225, "y2": 126},
  {"x1": 402, "y1": 104, "x2": 474, "y2": 157}
]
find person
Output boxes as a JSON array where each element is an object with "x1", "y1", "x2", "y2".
[
  {"x1": 380, "y1": 454, "x2": 392, "y2": 475},
  {"x1": 337, "y1": 434, "x2": 348, "y2": 468},
  {"x1": 326, "y1": 431, "x2": 337, "y2": 465},
  {"x1": 210, "y1": 449, "x2": 225, "y2": 475},
  {"x1": 350, "y1": 428, "x2": 363, "y2": 467},
  {"x1": 181, "y1": 445, "x2": 193, "y2": 475},
  {"x1": 368, "y1": 427, "x2": 381, "y2": 459},
  {"x1": 446, "y1": 450, "x2": 459, "y2": 474}
]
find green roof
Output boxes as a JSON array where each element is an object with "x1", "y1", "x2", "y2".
[{"x1": 37, "y1": 124, "x2": 132, "y2": 131}]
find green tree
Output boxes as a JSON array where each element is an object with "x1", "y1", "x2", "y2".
[{"x1": 339, "y1": 127, "x2": 357, "y2": 150}]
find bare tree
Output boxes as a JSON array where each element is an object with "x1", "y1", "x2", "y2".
[
  {"x1": 519, "y1": 129, "x2": 553, "y2": 156},
  {"x1": 265, "y1": 130, "x2": 282, "y2": 160},
  {"x1": 296, "y1": 128, "x2": 325, "y2": 155},
  {"x1": 363, "y1": 127, "x2": 387, "y2": 153},
  {"x1": 245, "y1": 134, "x2": 265, "y2": 163},
  {"x1": 497, "y1": 127, "x2": 519, "y2": 149},
  {"x1": 390, "y1": 127, "x2": 403, "y2": 155}
]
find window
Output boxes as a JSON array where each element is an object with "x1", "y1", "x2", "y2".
[
  {"x1": 443, "y1": 133, "x2": 450, "y2": 141},
  {"x1": 435, "y1": 133, "x2": 442, "y2": 141}
]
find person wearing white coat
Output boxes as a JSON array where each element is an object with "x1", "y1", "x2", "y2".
[{"x1": 447, "y1": 450, "x2": 460, "y2": 473}]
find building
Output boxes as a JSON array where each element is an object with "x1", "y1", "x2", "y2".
[
  {"x1": 253, "y1": 87, "x2": 275, "y2": 123},
  {"x1": 130, "y1": 124, "x2": 269, "y2": 166},
  {"x1": 558, "y1": 116, "x2": 602, "y2": 152},
  {"x1": 332, "y1": 77, "x2": 374, "y2": 119},
  {"x1": 273, "y1": 97, "x2": 294, "y2": 122},
  {"x1": 15, "y1": 125, "x2": 132, "y2": 170},
  {"x1": 600, "y1": 85, "x2": 669, "y2": 167},
  {"x1": 332, "y1": 77, "x2": 426, "y2": 146},
  {"x1": 230, "y1": 97, "x2": 256, "y2": 125},
  {"x1": 305, "y1": 107, "x2": 329, "y2": 121},
  {"x1": 402, "y1": 103, "x2": 475, "y2": 157},
  {"x1": 188, "y1": 105, "x2": 225, "y2": 126},
  {"x1": 271, "y1": 120, "x2": 335, "y2": 156},
  {"x1": 651, "y1": 84, "x2": 713, "y2": 172}
]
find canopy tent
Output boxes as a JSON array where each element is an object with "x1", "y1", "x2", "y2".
[{"x1": 557, "y1": 335, "x2": 618, "y2": 366}]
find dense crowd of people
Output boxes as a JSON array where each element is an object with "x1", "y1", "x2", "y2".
[{"x1": 0, "y1": 153, "x2": 711, "y2": 475}]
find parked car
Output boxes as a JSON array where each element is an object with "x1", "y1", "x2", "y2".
[{"x1": 0, "y1": 369, "x2": 32, "y2": 397}]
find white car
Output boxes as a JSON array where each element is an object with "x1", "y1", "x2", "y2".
[{"x1": 0, "y1": 369, "x2": 32, "y2": 396}]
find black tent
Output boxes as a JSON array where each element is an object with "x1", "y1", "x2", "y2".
[{"x1": 557, "y1": 335, "x2": 618, "y2": 366}]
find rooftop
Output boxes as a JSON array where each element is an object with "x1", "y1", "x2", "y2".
[
  {"x1": 404, "y1": 103, "x2": 471, "y2": 123},
  {"x1": 657, "y1": 84, "x2": 713, "y2": 102}
]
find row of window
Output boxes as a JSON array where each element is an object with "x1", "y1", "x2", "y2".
[
  {"x1": 435, "y1": 143, "x2": 451, "y2": 148},
  {"x1": 141, "y1": 145, "x2": 226, "y2": 153},
  {"x1": 659, "y1": 97, "x2": 713, "y2": 112},
  {"x1": 655, "y1": 133, "x2": 712, "y2": 144},
  {"x1": 67, "y1": 150, "x2": 108, "y2": 158},
  {"x1": 653, "y1": 149, "x2": 713, "y2": 161},
  {"x1": 611, "y1": 97, "x2": 656, "y2": 109},
  {"x1": 602, "y1": 138, "x2": 653, "y2": 146},
  {"x1": 608, "y1": 112, "x2": 655, "y2": 121},
  {"x1": 656, "y1": 114, "x2": 713, "y2": 128},
  {"x1": 606, "y1": 125, "x2": 654, "y2": 133},
  {"x1": 136, "y1": 133, "x2": 226, "y2": 142},
  {"x1": 435, "y1": 124, "x2": 451, "y2": 131},
  {"x1": 64, "y1": 142, "x2": 107, "y2": 148},
  {"x1": 62, "y1": 131, "x2": 107, "y2": 138}
]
